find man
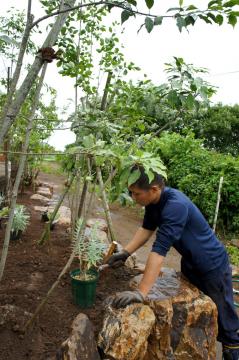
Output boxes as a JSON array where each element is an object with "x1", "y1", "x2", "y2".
[{"x1": 107, "y1": 167, "x2": 239, "y2": 360}]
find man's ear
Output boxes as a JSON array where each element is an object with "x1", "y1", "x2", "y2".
[{"x1": 150, "y1": 185, "x2": 160, "y2": 193}]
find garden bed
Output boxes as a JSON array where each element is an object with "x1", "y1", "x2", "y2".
[{"x1": 0, "y1": 189, "x2": 139, "y2": 360}]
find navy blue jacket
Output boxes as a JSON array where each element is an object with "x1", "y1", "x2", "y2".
[{"x1": 142, "y1": 187, "x2": 228, "y2": 274}]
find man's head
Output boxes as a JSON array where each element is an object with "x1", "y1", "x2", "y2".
[{"x1": 128, "y1": 166, "x2": 165, "y2": 206}]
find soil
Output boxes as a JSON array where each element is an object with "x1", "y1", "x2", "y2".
[{"x1": 0, "y1": 177, "x2": 141, "y2": 360}]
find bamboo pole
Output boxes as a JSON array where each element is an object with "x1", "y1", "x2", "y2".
[
  {"x1": 96, "y1": 165, "x2": 116, "y2": 244},
  {"x1": 38, "y1": 172, "x2": 75, "y2": 246},
  {"x1": 213, "y1": 176, "x2": 224, "y2": 233},
  {"x1": 0, "y1": 64, "x2": 48, "y2": 282},
  {"x1": 23, "y1": 173, "x2": 95, "y2": 332}
]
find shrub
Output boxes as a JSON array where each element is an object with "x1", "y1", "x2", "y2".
[{"x1": 147, "y1": 132, "x2": 239, "y2": 233}]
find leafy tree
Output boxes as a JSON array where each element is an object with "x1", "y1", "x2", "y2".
[
  {"x1": 146, "y1": 131, "x2": 239, "y2": 234},
  {"x1": 187, "y1": 104, "x2": 239, "y2": 155}
]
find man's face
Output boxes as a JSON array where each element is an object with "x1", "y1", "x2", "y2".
[{"x1": 128, "y1": 184, "x2": 161, "y2": 206}]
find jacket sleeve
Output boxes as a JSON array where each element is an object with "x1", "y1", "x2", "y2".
[{"x1": 152, "y1": 201, "x2": 188, "y2": 257}]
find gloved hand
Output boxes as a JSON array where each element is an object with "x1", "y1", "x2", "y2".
[
  {"x1": 111, "y1": 290, "x2": 145, "y2": 309},
  {"x1": 107, "y1": 249, "x2": 130, "y2": 268}
]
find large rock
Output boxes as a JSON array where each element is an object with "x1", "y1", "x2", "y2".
[
  {"x1": 33, "y1": 206, "x2": 48, "y2": 213},
  {"x1": 98, "y1": 303, "x2": 155, "y2": 360},
  {"x1": 87, "y1": 218, "x2": 108, "y2": 233},
  {"x1": 98, "y1": 268, "x2": 218, "y2": 360},
  {"x1": 84, "y1": 226, "x2": 109, "y2": 244},
  {"x1": 37, "y1": 186, "x2": 52, "y2": 198},
  {"x1": 57, "y1": 313, "x2": 100, "y2": 360},
  {"x1": 30, "y1": 194, "x2": 50, "y2": 204},
  {"x1": 130, "y1": 269, "x2": 218, "y2": 360},
  {"x1": 48, "y1": 205, "x2": 71, "y2": 226}
]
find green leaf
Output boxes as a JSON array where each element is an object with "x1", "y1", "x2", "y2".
[
  {"x1": 167, "y1": 90, "x2": 182, "y2": 108},
  {"x1": 186, "y1": 5, "x2": 198, "y2": 10},
  {"x1": 127, "y1": 0, "x2": 137, "y2": 5},
  {"x1": 185, "y1": 93, "x2": 195, "y2": 109},
  {"x1": 128, "y1": 169, "x2": 141, "y2": 186},
  {"x1": 154, "y1": 16, "x2": 163, "y2": 25},
  {"x1": 176, "y1": 16, "x2": 186, "y2": 31},
  {"x1": 121, "y1": 10, "x2": 132, "y2": 24},
  {"x1": 215, "y1": 14, "x2": 224, "y2": 24},
  {"x1": 145, "y1": 17, "x2": 154, "y2": 33},
  {"x1": 167, "y1": 7, "x2": 181, "y2": 12},
  {"x1": 179, "y1": 0, "x2": 183, "y2": 6},
  {"x1": 147, "y1": 170, "x2": 154, "y2": 183},
  {"x1": 207, "y1": 12, "x2": 217, "y2": 22},
  {"x1": 228, "y1": 13, "x2": 237, "y2": 26},
  {"x1": 208, "y1": 0, "x2": 220, "y2": 7},
  {"x1": 146, "y1": 0, "x2": 154, "y2": 9},
  {"x1": 0, "y1": 34, "x2": 19, "y2": 46},
  {"x1": 198, "y1": 14, "x2": 212, "y2": 23},
  {"x1": 224, "y1": 0, "x2": 239, "y2": 7},
  {"x1": 120, "y1": 168, "x2": 131, "y2": 187}
]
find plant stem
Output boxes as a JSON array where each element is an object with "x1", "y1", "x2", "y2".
[{"x1": 100, "y1": 72, "x2": 112, "y2": 111}]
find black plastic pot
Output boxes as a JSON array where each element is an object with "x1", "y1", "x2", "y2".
[
  {"x1": 41, "y1": 211, "x2": 49, "y2": 222},
  {"x1": 10, "y1": 230, "x2": 22, "y2": 241}
]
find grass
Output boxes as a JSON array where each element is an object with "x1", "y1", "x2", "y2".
[
  {"x1": 226, "y1": 245, "x2": 239, "y2": 266},
  {"x1": 39, "y1": 160, "x2": 64, "y2": 176}
]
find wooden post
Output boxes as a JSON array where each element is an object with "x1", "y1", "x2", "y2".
[{"x1": 213, "y1": 176, "x2": 224, "y2": 233}]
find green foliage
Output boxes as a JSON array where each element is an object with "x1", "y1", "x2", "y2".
[
  {"x1": 226, "y1": 245, "x2": 239, "y2": 266},
  {"x1": 0, "y1": 8, "x2": 37, "y2": 67},
  {"x1": 186, "y1": 104, "x2": 239, "y2": 156},
  {"x1": 119, "y1": 0, "x2": 239, "y2": 33},
  {"x1": 73, "y1": 219, "x2": 106, "y2": 273},
  {"x1": 146, "y1": 132, "x2": 239, "y2": 233},
  {"x1": 12, "y1": 205, "x2": 30, "y2": 233},
  {"x1": 0, "y1": 205, "x2": 30, "y2": 233},
  {"x1": 39, "y1": 160, "x2": 63, "y2": 176}
]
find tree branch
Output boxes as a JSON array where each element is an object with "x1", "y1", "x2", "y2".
[{"x1": 32, "y1": 1, "x2": 171, "y2": 28}]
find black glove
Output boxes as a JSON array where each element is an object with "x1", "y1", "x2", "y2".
[
  {"x1": 107, "y1": 249, "x2": 130, "y2": 268},
  {"x1": 111, "y1": 290, "x2": 145, "y2": 309}
]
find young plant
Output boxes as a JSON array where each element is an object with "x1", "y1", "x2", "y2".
[
  {"x1": 72, "y1": 218, "x2": 106, "y2": 280},
  {"x1": 12, "y1": 205, "x2": 30, "y2": 234}
]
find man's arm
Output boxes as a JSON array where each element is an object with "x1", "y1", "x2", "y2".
[
  {"x1": 106, "y1": 227, "x2": 154, "y2": 268},
  {"x1": 111, "y1": 251, "x2": 164, "y2": 308},
  {"x1": 124, "y1": 227, "x2": 154, "y2": 254},
  {"x1": 138, "y1": 252, "x2": 164, "y2": 297}
]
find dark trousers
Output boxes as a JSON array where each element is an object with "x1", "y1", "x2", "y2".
[{"x1": 181, "y1": 259, "x2": 239, "y2": 346}]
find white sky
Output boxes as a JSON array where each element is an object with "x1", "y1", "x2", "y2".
[{"x1": 1, "y1": 1, "x2": 239, "y2": 150}]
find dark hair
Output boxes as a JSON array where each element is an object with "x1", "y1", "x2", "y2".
[{"x1": 130, "y1": 165, "x2": 165, "y2": 190}]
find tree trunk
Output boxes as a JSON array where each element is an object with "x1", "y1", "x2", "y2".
[
  {"x1": 0, "y1": 1, "x2": 33, "y2": 132},
  {"x1": 0, "y1": 0, "x2": 76, "y2": 147},
  {"x1": 0, "y1": 64, "x2": 48, "y2": 282}
]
